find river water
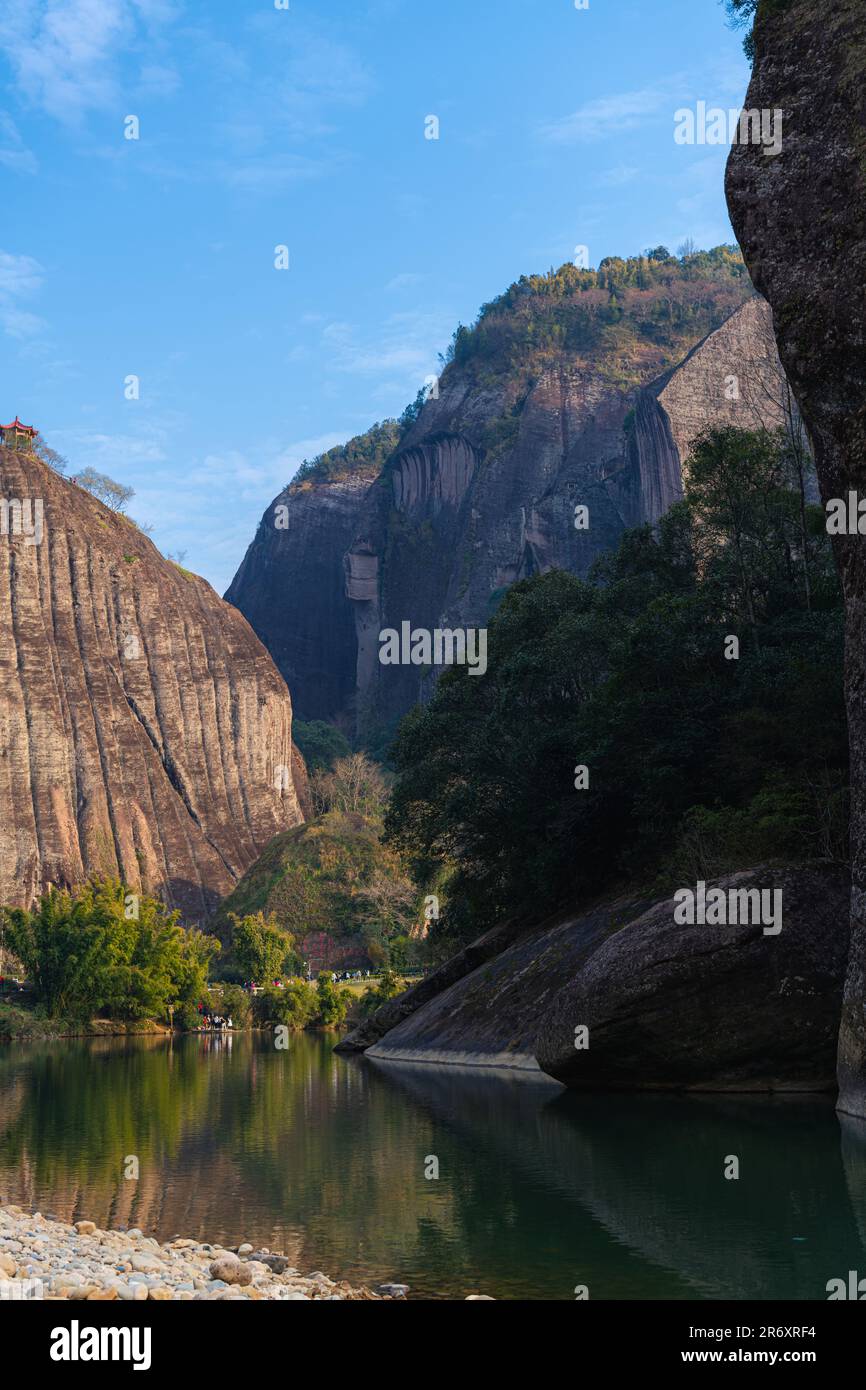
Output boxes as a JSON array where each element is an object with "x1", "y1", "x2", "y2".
[{"x1": 1, "y1": 1031, "x2": 865, "y2": 1300}]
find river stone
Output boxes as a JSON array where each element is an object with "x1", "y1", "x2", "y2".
[
  {"x1": 253, "y1": 1254, "x2": 291, "y2": 1274},
  {"x1": 535, "y1": 864, "x2": 850, "y2": 1091},
  {"x1": 74, "y1": 1221, "x2": 96, "y2": 1236},
  {"x1": 130, "y1": 1253, "x2": 164, "y2": 1273},
  {"x1": 0, "y1": 1253, "x2": 17, "y2": 1277},
  {"x1": 210, "y1": 1256, "x2": 252, "y2": 1286}
]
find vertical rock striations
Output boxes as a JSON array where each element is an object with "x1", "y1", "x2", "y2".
[
  {"x1": 725, "y1": 0, "x2": 866, "y2": 1116},
  {"x1": 0, "y1": 445, "x2": 304, "y2": 921}
]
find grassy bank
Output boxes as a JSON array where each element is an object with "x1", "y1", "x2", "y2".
[{"x1": 0, "y1": 1000, "x2": 171, "y2": 1042}]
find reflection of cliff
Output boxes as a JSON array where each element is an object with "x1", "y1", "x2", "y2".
[
  {"x1": 0, "y1": 1036, "x2": 459, "y2": 1285},
  {"x1": 369, "y1": 1062, "x2": 866, "y2": 1301}
]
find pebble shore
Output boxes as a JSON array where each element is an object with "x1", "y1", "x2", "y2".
[{"x1": 0, "y1": 1205, "x2": 393, "y2": 1301}]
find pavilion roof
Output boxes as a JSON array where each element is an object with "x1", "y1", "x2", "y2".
[{"x1": 0, "y1": 417, "x2": 37, "y2": 435}]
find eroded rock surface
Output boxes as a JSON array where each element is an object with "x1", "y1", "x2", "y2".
[
  {"x1": 534, "y1": 865, "x2": 850, "y2": 1091},
  {"x1": 0, "y1": 446, "x2": 304, "y2": 920},
  {"x1": 725, "y1": 0, "x2": 866, "y2": 1114}
]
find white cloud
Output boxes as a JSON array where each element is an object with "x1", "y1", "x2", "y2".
[
  {"x1": 385, "y1": 272, "x2": 425, "y2": 292},
  {"x1": 540, "y1": 86, "x2": 676, "y2": 144},
  {"x1": 0, "y1": 248, "x2": 45, "y2": 339},
  {"x1": 0, "y1": 249, "x2": 42, "y2": 298},
  {"x1": 320, "y1": 309, "x2": 454, "y2": 390},
  {"x1": 0, "y1": 0, "x2": 176, "y2": 125}
]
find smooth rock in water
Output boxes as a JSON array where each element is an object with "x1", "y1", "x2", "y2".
[
  {"x1": 535, "y1": 865, "x2": 850, "y2": 1091},
  {"x1": 74, "y1": 1221, "x2": 96, "y2": 1236},
  {"x1": 466, "y1": 1295, "x2": 496, "y2": 1300},
  {"x1": 238, "y1": 1243, "x2": 253, "y2": 1255},
  {"x1": 377, "y1": 1282, "x2": 409, "y2": 1297}
]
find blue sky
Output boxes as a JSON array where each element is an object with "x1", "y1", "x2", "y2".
[{"x1": 0, "y1": 0, "x2": 751, "y2": 594}]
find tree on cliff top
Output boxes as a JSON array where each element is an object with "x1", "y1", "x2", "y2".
[{"x1": 74, "y1": 466, "x2": 135, "y2": 513}]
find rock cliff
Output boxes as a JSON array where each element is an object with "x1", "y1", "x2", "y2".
[
  {"x1": 228, "y1": 257, "x2": 790, "y2": 740},
  {"x1": 0, "y1": 445, "x2": 304, "y2": 921},
  {"x1": 725, "y1": 0, "x2": 866, "y2": 1115},
  {"x1": 339, "y1": 865, "x2": 849, "y2": 1092}
]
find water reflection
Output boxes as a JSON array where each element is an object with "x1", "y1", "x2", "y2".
[{"x1": 0, "y1": 1034, "x2": 863, "y2": 1300}]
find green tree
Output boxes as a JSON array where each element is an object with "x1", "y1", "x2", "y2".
[
  {"x1": 359, "y1": 967, "x2": 404, "y2": 1018},
  {"x1": 252, "y1": 980, "x2": 317, "y2": 1029},
  {"x1": 315, "y1": 971, "x2": 350, "y2": 1027},
  {"x1": 229, "y1": 911, "x2": 296, "y2": 983},
  {"x1": 5, "y1": 879, "x2": 219, "y2": 1021},
  {"x1": 292, "y1": 720, "x2": 352, "y2": 773}
]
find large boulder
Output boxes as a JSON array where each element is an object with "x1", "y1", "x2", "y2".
[
  {"x1": 725, "y1": 0, "x2": 866, "y2": 1114},
  {"x1": 535, "y1": 865, "x2": 850, "y2": 1091},
  {"x1": 335, "y1": 893, "x2": 649, "y2": 1063}
]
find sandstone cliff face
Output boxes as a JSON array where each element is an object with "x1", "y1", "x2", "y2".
[
  {"x1": 725, "y1": 0, "x2": 866, "y2": 1116},
  {"x1": 229, "y1": 282, "x2": 789, "y2": 741},
  {"x1": 0, "y1": 445, "x2": 304, "y2": 921}
]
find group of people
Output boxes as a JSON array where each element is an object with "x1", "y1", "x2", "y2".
[{"x1": 207, "y1": 1013, "x2": 233, "y2": 1030}]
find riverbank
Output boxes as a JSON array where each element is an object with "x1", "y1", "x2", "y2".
[
  {"x1": 0, "y1": 1205, "x2": 393, "y2": 1300},
  {"x1": 0, "y1": 1002, "x2": 172, "y2": 1042}
]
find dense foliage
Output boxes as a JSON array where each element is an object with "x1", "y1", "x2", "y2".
[
  {"x1": 292, "y1": 420, "x2": 401, "y2": 486},
  {"x1": 228, "y1": 910, "x2": 299, "y2": 983},
  {"x1": 292, "y1": 719, "x2": 352, "y2": 772},
  {"x1": 358, "y1": 968, "x2": 404, "y2": 1018},
  {"x1": 212, "y1": 754, "x2": 420, "y2": 971},
  {"x1": 386, "y1": 427, "x2": 846, "y2": 949},
  {"x1": 439, "y1": 246, "x2": 749, "y2": 389},
  {"x1": 3, "y1": 879, "x2": 218, "y2": 1021}
]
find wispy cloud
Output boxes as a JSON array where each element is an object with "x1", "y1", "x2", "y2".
[
  {"x1": 385, "y1": 272, "x2": 425, "y2": 292},
  {"x1": 0, "y1": 248, "x2": 45, "y2": 339},
  {"x1": 320, "y1": 309, "x2": 454, "y2": 390},
  {"x1": 0, "y1": 111, "x2": 37, "y2": 173},
  {"x1": 540, "y1": 85, "x2": 678, "y2": 144},
  {"x1": 0, "y1": 0, "x2": 176, "y2": 125}
]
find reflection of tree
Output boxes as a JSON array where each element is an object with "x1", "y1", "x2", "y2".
[{"x1": 3, "y1": 1037, "x2": 861, "y2": 1299}]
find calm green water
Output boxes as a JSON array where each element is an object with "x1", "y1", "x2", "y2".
[{"x1": 1, "y1": 1031, "x2": 865, "y2": 1300}]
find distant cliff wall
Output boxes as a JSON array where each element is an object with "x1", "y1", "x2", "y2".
[{"x1": 229, "y1": 290, "x2": 789, "y2": 741}]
